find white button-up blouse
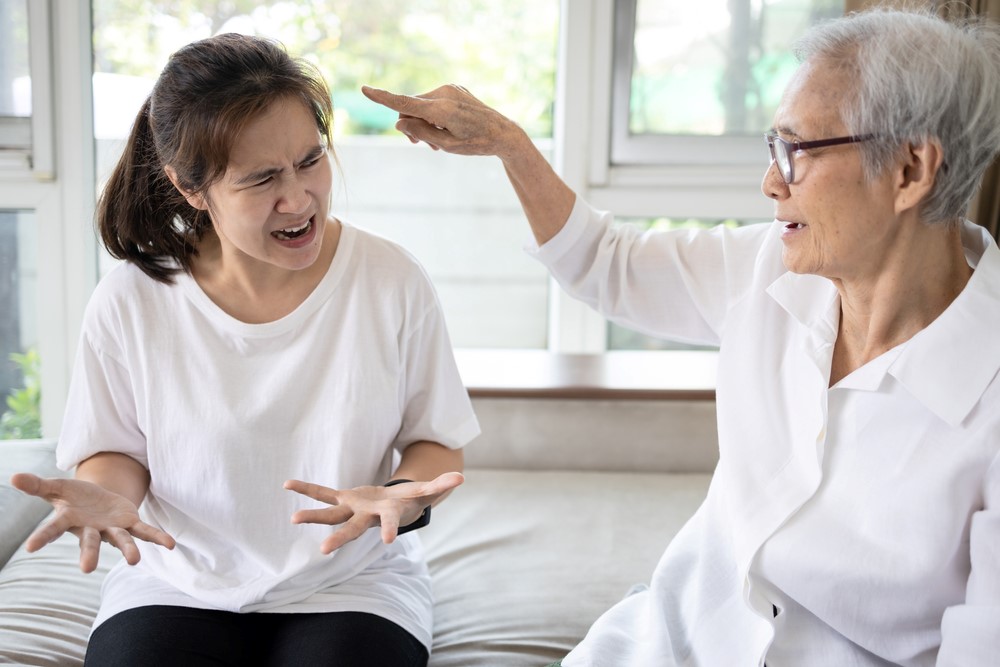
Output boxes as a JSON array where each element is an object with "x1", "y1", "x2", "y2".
[{"x1": 531, "y1": 197, "x2": 1000, "y2": 667}]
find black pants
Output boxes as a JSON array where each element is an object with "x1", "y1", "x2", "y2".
[{"x1": 84, "y1": 605, "x2": 428, "y2": 667}]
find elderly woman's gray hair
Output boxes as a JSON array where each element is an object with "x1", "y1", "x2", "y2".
[{"x1": 794, "y1": 6, "x2": 1000, "y2": 225}]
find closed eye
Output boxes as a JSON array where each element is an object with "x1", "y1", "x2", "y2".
[{"x1": 299, "y1": 147, "x2": 326, "y2": 170}]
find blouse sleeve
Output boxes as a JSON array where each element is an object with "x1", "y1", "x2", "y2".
[
  {"x1": 936, "y1": 450, "x2": 1000, "y2": 665},
  {"x1": 527, "y1": 196, "x2": 777, "y2": 347}
]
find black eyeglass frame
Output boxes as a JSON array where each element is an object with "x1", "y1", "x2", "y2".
[{"x1": 764, "y1": 131, "x2": 873, "y2": 184}]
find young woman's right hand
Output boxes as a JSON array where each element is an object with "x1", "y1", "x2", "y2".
[{"x1": 9, "y1": 473, "x2": 176, "y2": 573}]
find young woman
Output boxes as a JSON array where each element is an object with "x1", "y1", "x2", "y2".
[{"x1": 11, "y1": 33, "x2": 478, "y2": 666}]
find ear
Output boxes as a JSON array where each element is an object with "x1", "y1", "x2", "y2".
[
  {"x1": 894, "y1": 139, "x2": 945, "y2": 216},
  {"x1": 163, "y1": 165, "x2": 209, "y2": 211}
]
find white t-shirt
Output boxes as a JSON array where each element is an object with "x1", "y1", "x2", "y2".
[
  {"x1": 57, "y1": 222, "x2": 480, "y2": 650},
  {"x1": 532, "y1": 198, "x2": 1000, "y2": 667}
]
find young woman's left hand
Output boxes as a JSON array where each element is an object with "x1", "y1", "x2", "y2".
[{"x1": 283, "y1": 472, "x2": 464, "y2": 553}]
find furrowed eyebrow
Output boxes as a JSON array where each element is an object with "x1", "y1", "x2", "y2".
[
  {"x1": 233, "y1": 166, "x2": 283, "y2": 187},
  {"x1": 231, "y1": 145, "x2": 326, "y2": 186},
  {"x1": 300, "y1": 145, "x2": 325, "y2": 164}
]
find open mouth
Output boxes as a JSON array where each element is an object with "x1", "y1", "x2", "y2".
[
  {"x1": 272, "y1": 217, "x2": 313, "y2": 240},
  {"x1": 784, "y1": 222, "x2": 805, "y2": 230}
]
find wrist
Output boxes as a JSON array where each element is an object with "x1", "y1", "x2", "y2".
[
  {"x1": 498, "y1": 130, "x2": 537, "y2": 165},
  {"x1": 384, "y1": 478, "x2": 431, "y2": 534}
]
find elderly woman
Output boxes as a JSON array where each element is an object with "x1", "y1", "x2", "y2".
[{"x1": 362, "y1": 6, "x2": 1000, "y2": 667}]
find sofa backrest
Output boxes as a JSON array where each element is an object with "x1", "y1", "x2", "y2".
[
  {"x1": 0, "y1": 439, "x2": 64, "y2": 568},
  {"x1": 466, "y1": 397, "x2": 719, "y2": 474}
]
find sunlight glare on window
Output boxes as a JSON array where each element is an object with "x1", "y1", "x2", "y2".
[
  {"x1": 0, "y1": 0, "x2": 31, "y2": 117},
  {"x1": 630, "y1": 0, "x2": 842, "y2": 137}
]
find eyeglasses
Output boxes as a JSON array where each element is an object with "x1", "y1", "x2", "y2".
[{"x1": 764, "y1": 131, "x2": 872, "y2": 184}]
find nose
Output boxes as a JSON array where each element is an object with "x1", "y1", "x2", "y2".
[
  {"x1": 761, "y1": 160, "x2": 789, "y2": 201},
  {"x1": 275, "y1": 175, "x2": 311, "y2": 215}
]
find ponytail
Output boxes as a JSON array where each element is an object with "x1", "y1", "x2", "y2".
[{"x1": 96, "y1": 98, "x2": 208, "y2": 283}]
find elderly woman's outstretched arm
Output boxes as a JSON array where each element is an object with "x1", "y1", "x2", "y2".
[{"x1": 362, "y1": 84, "x2": 575, "y2": 246}]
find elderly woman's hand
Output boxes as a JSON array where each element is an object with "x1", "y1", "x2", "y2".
[
  {"x1": 362, "y1": 83, "x2": 576, "y2": 245},
  {"x1": 361, "y1": 84, "x2": 532, "y2": 161},
  {"x1": 284, "y1": 472, "x2": 464, "y2": 553}
]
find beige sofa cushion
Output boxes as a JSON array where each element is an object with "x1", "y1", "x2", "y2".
[
  {"x1": 423, "y1": 468, "x2": 709, "y2": 666},
  {"x1": 0, "y1": 440, "x2": 65, "y2": 569},
  {"x1": 0, "y1": 468, "x2": 709, "y2": 666},
  {"x1": 0, "y1": 531, "x2": 118, "y2": 666}
]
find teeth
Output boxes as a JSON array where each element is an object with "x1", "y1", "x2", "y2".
[
  {"x1": 279, "y1": 221, "x2": 309, "y2": 234},
  {"x1": 273, "y1": 218, "x2": 312, "y2": 240}
]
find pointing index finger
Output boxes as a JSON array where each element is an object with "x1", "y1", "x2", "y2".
[
  {"x1": 361, "y1": 86, "x2": 445, "y2": 126},
  {"x1": 360, "y1": 85, "x2": 409, "y2": 111}
]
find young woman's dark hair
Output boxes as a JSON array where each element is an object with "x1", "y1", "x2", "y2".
[{"x1": 97, "y1": 33, "x2": 335, "y2": 283}]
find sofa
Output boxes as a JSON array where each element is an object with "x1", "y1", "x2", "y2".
[{"x1": 0, "y1": 390, "x2": 717, "y2": 666}]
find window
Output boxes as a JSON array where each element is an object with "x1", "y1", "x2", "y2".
[
  {"x1": 0, "y1": 0, "x2": 95, "y2": 439},
  {"x1": 0, "y1": 0, "x2": 31, "y2": 171},
  {"x1": 0, "y1": 210, "x2": 40, "y2": 439},
  {"x1": 557, "y1": 0, "x2": 843, "y2": 353},
  {"x1": 0, "y1": 0, "x2": 54, "y2": 178},
  {"x1": 611, "y1": 0, "x2": 844, "y2": 166},
  {"x1": 0, "y1": 3, "x2": 41, "y2": 439},
  {"x1": 91, "y1": 0, "x2": 560, "y2": 348}
]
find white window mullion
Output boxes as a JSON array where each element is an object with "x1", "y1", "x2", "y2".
[
  {"x1": 46, "y1": 0, "x2": 98, "y2": 437},
  {"x1": 551, "y1": 0, "x2": 610, "y2": 353},
  {"x1": 27, "y1": 0, "x2": 55, "y2": 181}
]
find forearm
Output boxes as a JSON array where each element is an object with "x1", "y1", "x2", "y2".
[
  {"x1": 499, "y1": 128, "x2": 576, "y2": 246},
  {"x1": 75, "y1": 452, "x2": 151, "y2": 508},
  {"x1": 390, "y1": 441, "x2": 463, "y2": 507}
]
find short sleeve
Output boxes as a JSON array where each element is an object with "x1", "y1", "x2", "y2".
[
  {"x1": 392, "y1": 278, "x2": 480, "y2": 452},
  {"x1": 56, "y1": 328, "x2": 148, "y2": 471}
]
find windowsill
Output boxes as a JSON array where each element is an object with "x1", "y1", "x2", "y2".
[{"x1": 455, "y1": 349, "x2": 717, "y2": 401}]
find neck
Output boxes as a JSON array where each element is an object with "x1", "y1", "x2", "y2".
[
  {"x1": 191, "y1": 219, "x2": 340, "y2": 323},
  {"x1": 830, "y1": 219, "x2": 971, "y2": 385}
]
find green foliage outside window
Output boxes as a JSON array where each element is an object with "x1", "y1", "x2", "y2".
[
  {"x1": 1, "y1": 348, "x2": 42, "y2": 440},
  {"x1": 91, "y1": 0, "x2": 558, "y2": 138}
]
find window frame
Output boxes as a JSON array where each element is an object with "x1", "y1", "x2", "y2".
[
  {"x1": 0, "y1": 0, "x2": 55, "y2": 180},
  {"x1": 608, "y1": 0, "x2": 763, "y2": 168},
  {"x1": 553, "y1": 0, "x2": 776, "y2": 353},
  {"x1": 0, "y1": 0, "x2": 97, "y2": 437}
]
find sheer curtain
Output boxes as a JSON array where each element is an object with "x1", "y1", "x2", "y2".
[{"x1": 842, "y1": 0, "x2": 1000, "y2": 239}]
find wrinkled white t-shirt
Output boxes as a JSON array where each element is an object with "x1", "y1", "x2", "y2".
[
  {"x1": 57, "y1": 222, "x2": 480, "y2": 650},
  {"x1": 533, "y1": 198, "x2": 1000, "y2": 667}
]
